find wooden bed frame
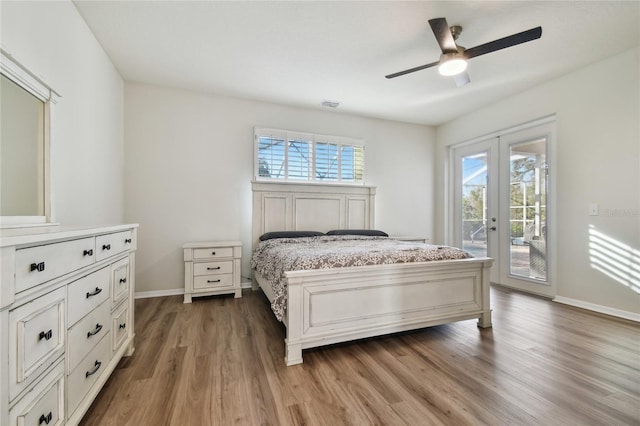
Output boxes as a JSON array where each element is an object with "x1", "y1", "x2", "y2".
[{"x1": 252, "y1": 181, "x2": 493, "y2": 366}]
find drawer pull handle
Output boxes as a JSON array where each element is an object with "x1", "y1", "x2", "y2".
[
  {"x1": 119, "y1": 323, "x2": 126, "y2": 330},
  {"x1": 87, "y1": 323, "x2": 103, "y2": 338},
  {"x1": 30, "y1": 262, "x2": 45, "y2": 272},
  {"x1": 102, "y1": 244, "x2": 111, "y2": 250},
  {"x1": 125, "y1": 238, "x2": 132, "y2": 244},
  {"x1": 83, "y1": 249, "x2": 94, "y2": 256},
  {"x1": 211, "y1": 251, "x2": 216, "y2": 255},
  {"x1": 86, "y1": 287, "x2": 103, "y2": 298},
  {"x1": 85, "y1": 360, "x2": 102, "y2": 378},
  {"x1": 39, "y1": 330, "x2": 53, "y2": 341},
  {"x1": 207, "y1": 279, "x2": 221, "y2": 283},
  {"x1": 39, "y1": 412, "x2": 53, "y2": 425},
  {"x1": 120, "y1": 278, "x2": 127, "y2": 284},
  {"x1": 206, "y1": 266, "x2": 221, "y2": 270}
]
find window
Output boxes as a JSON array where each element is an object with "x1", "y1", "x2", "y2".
[{"x1": 255, "y1": 128, "x2": 365, "y2": 184}]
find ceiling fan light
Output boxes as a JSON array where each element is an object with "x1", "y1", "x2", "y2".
[{"x1": 438, "y1": 56, "x2": 467, "y2": 76}]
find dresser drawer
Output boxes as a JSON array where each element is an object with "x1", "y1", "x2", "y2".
[
  {"x1": 193, "y1": 246, "x2": 233, "y2": 260},
  {"x1": 67, "y1": 300, "x2": 111, "y2": 372},
  {"x1": 67, "y1": 267, "x2": 110, "y2": 326},
  {"x1": 67, "y1": 333, "x2": 111, "y2": 418},
  {"x1": 8, "y1": 287, "x2": 65, "y2": 402},
  {"x1": 111, "y1": 258, "x2": 130, "y2": 306},
  {"x1": 95, "y1": 231, "x2": 134, "y2": 262},
  {"x1": 112, "y1": 303, "x2": 130, "y2": 353},
  {"x1": 193, "y1": 273, "x2": 233, "y2": 290},
  {"x1": 8, "y1": 361, "x2": 64, "y2": 426},
  {"x1": 14, "y1": 237, "x2": 95, "y2": 293},
  {"x1": 193, "y1": 260, "x2": 233, "y2": 276}
]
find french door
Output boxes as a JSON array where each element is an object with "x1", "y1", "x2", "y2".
[
  {"x1": 452, "y1": 139, "x2": 500, "y2": 283},
  {"x1": 452, "y1": 120, "x2": 555, "y2": 297}
]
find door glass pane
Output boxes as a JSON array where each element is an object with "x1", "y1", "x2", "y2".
[
  {"x1": 509, "y1": 138, "x2": 547, "y2": 280},
  {"x1": 461, "y1": 152, "x2": 488, "y2": 257}
]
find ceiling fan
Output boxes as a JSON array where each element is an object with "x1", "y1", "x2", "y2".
[{"x1": 385, "y1": 17, "x2": 542, "y2": 87}]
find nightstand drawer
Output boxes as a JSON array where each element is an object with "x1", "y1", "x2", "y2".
[
  {"x1": 8, "y1": 287, "x2": 65, "y2": 402},
  {"x1": 15, "y1": 237, "x2": 95, "y2": 293},
  {"x1": 67, "y1": 267, "x2": 110, "y2": 326},
  {"x1": 193, "y1": 273, "x2": 233, "y2": 289},
  {"x1": 67, "y1": 300, "x2": 110, "y2": 372},
  {"x1": 193, "y1": 260, "x2": 233, "y2": 276},
  {"x1": 95, "y1": 231, "x2": 134, "y2": 262},
  {"x1": 193, "y1": 247, "x2": 233, "y2": 260}
]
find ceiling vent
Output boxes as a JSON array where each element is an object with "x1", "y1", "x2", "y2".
[{"x1": 322, "y1": 100, "x2": 340, "y2": 108}]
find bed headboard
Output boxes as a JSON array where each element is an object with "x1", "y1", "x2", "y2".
[{"x1": 252, "y1": 181, "x2": 376, "y2": 247}]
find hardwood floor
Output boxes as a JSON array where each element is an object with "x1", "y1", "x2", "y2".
[{"x1": 80, "y1": 286, "x2": 640, "y2": 426}]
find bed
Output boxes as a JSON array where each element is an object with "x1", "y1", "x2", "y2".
[{"x1": 252, "y1": 181, "x2": 493, "y2": 366}]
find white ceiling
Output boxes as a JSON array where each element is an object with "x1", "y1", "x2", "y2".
[{"x1": 73, "y1": 1, "x2": 640, "y2": 126}]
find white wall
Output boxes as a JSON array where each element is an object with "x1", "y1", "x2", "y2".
[
  {"x1": 435, "y1": 48, "x2": 640, "y2": 316},
  {"x1": 125, "y1": 83, "x2": 435, "y2": 293},
  {"x1": 4, "y1": 1, "x2": 636, "y2": 318},
  {"x1": 1, "y1": 1, "x2": 125, "y2": 225}
]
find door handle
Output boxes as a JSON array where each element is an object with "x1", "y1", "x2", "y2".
[{"x1": 489, "y1": 226, "x2": 497, "y2": 231}]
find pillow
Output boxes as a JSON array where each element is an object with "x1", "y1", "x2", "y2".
[
  {"x1": 259, "y1": 231, "x2": 325, "y2": 241},
  {"x1": 326, "y1": 229, "x2": 389, "y2": 237}
]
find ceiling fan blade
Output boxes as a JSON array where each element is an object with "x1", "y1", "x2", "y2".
[
  {"x1": 385, "y1": 60, "x2": 441, "y2": 79},
  {"x1": 428, "y1": 17, "x2": 458, "y2": 53},
  {"x1": 453, "y1": 71, "x2": 470, "y2": 87},
  {"x1": 464, "y1": 27, "x2": 542, "y2": 60}
]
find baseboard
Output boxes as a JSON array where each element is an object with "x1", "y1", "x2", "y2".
[
  {"x1": 134, "y1": 288, "x2": 184, "y2": 299},
  {"x1": 553, "y1": 296, "x2": 640, "y2": 323},
  {"x1": 135, "y1": 280, "x2": 253, "y2": 300}
]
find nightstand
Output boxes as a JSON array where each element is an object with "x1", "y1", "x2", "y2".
[{"x1": 183, "y1": 241, "x2": 242, "y2": 303}]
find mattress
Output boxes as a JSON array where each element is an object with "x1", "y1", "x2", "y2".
[{"x1": 251, "y1": 235, "x2": 471, "y2": 321}]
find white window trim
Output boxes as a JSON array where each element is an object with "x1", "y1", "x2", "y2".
[{"x1": 254, "y1": 127, "x2": 365, "y2": 185}]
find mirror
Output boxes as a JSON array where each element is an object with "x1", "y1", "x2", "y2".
[
  {"x1": 1, "y1": 74, "x2": 45, "y2": 216},
  {"x1": 0, "y1": 49, "x2": 57, "y2": 228}
]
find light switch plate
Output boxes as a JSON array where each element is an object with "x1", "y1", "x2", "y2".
[{"x1": 589, "y1": 203, "x2": 599, "y2": 216}]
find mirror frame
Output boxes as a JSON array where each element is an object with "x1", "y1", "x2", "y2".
[{"x1": 1, "y1": 49, "x2": 60, "y2": 228}]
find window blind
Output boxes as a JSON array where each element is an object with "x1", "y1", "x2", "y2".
[{"x1": 255, "y1": 127, "x2": 364, "y2": 184}]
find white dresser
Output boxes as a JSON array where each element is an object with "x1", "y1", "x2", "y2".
[
  {"x1": 0, "y1": 224, "x2": 138, "y2": 425},
  {"x1": 183, "y1": 241, "x2": 242, "y2": 303}
]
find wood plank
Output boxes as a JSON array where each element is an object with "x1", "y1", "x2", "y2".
[{"x1": 81, "y1": 287, "x2": 640, "y2": 425}]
